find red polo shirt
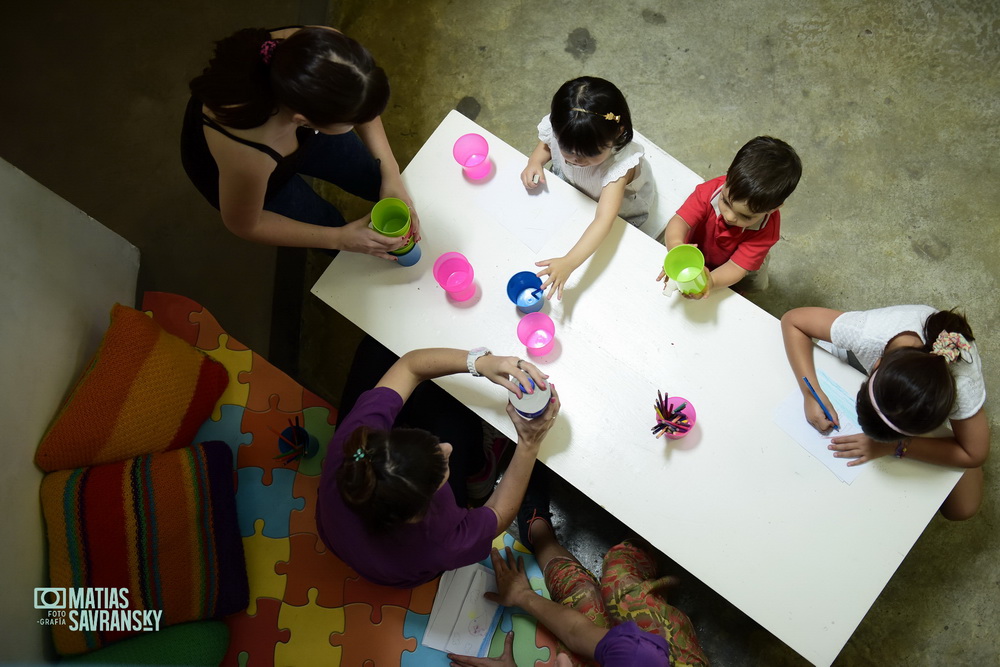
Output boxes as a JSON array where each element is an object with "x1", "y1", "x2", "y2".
[{"x1": 675, "y1": 175, "x2": 780, "y2": 271}]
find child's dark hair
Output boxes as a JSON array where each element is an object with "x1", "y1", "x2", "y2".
[
  {"x1": 726, "y1": 136, "x2": 802, "y2": 213},
  {"x1": 856, "y1": 309, "x2": 974, "y2": 440},
  {"x1": 190, "y1": 27, "x2": 389, "y2": 129},
  {"x1": 549, "y1": 76, "x2": 633, "y2": 157},
  {"x1": 335, "y1": 425, "x2": 447, "y2": 533}
]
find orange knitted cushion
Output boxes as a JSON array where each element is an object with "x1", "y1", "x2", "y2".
[{"x1": 34, "y1": 304, "x2": 229, "y2": 472}]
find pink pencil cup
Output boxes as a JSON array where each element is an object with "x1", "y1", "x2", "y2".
[
  {"x1": 452, "y1": 133, "x2": 491, "y2": 180},
  {"x1": 660, "y1": 396, "x2": 697, "y2": 440},
  {"x1": 517, "y1": 312, "x2": 555, "y2": 356},
  {"x1": 432, "y1": 252, "x2": 476, "y2": 301}
]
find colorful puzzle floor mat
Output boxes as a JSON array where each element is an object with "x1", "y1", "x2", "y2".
[{"x1": 142, "y1": 293, "x2": 559, "y2": 666}]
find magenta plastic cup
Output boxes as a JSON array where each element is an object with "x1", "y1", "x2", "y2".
[
  {"x1": 453, "y1": 133, "x2": 491, "y2": 180},
  {"x1": 517, "y1": 312, "x2": 555, "y2": 356},
  {"x1": 506, "y1": 271, "x2": 544, "y2": 314},
  {"x1": 432, "y1": 252, "x2": 476, "y2": 301},
  {"x1": 658, "y1": 396, "x2": 697, "y2": 440}
]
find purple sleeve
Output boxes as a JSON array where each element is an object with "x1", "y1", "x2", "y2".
[
  {"x1": 427, "y1": 491, "x2": 497, "y2": 570},
  {"x1": 594, "y1": 622, "x2": 671, "y2": 666}
]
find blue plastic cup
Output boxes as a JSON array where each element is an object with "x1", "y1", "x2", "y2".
[{"x1": 506, "y1": 271, "x2": 544, "y2": 313}]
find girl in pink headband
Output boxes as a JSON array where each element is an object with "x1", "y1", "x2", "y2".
[{"x1": 782, "y1": 305, "x2": 988, "y2": 520}]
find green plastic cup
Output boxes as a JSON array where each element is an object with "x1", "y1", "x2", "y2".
[
  {"x1": 663, "y1": 245, "x2": 708, "y2": 294},
  {"x1": 370, "y1": 197, "x2": 415, "y2": 255}
]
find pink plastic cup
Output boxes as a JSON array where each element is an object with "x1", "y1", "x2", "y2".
[
  {"x1": 432, "y1": 252, "x2": 476, "y2": 301},
  {"x1": 658, "y1": 396, "x2": 697, "y2": 440},
  {"x1": 452, "y1": 133, "x2": 491, "y2": 180},
  {"x1": 517, "y1": 312, "x2": 556, "y2": 356}
]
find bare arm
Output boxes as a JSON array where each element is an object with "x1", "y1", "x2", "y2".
[
  {"x1": 355, "y1": 117, "x2": 422, "y2": 240},
  {"x1": 483, "y1": 547, "x2": 607, "y2": 659},
  {"x1": 484, "y1": 388, "x2": 560, "y2": 535},
  {"x1": 663, "y1": 214, "x2": 691, "y2": 250},
  {"x1": 209, "y1": 130, "x2": 402, "y2": 256},
  {"x1": 780, "y1": 307, "x2": 845, "y2": 431},
  {"x1": 536, "y1": 172, "x2": 631, "y2": 300},
  {"x1": 521, "y1": 141, "x2": 552, "y2": 188},
  {"x1": 375, "y1": 348, "x2": 548, "y2": 404}
]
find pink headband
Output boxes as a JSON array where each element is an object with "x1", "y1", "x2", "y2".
[{"x1": 867, "y1": 369, "x2": 920, "y2": 437}]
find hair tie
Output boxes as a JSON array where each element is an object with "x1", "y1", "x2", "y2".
[
  {"x1": 570, "y1": 107, "x2": 620, "y2": 123},
  {"x1": 867, "y1": 369, "x2": 920, "y2": 437},
  {"x1": 260, "y1": 39, "x2": 278, "y2": 65},
  {"x1": 352, "y1": 447, "x2": 366, "y2": 462},
  {"x1": 931, "y1": 330, "x2": 971, "y2": 363}
]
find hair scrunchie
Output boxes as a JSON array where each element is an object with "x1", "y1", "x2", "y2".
[
  {"x1": 260, "y1": 39, "x2": 278, "y2": 65},
  {"x1": 931, "y1": 331, "x2": 971, "y2": 363}
]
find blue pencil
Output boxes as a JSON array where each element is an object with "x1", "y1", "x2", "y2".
[{"x1": 802, "y1": 377, "x2": 839, "y2": 431}]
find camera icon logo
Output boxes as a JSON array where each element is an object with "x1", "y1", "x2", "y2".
[{"x1": 34, "y1": 588, "x2": 66, "y2": 609}]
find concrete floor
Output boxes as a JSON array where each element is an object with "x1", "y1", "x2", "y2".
[{"x1": 2, "y1": 0, "x2": 997, "y2": 665}]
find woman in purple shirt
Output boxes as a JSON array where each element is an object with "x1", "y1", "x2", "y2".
[{"x1": 316, "y1": 339, "x2": 560, "y2": 588}]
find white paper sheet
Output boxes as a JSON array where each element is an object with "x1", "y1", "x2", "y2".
[
  {"x1": 422, "y1": 564, "x2": 502, "y2": 657},
  {"x1": 774, "y1": 370, "x2": 864, "y2": 484}
]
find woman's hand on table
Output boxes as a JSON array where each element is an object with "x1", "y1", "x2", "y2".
[
  {"x1": 828, "y1": 432, "x2": 893, "y2": 465},
  {"x1": 535, "y1": 256, "x2": 578, "y2": 300},
  {"x1": 477, "y1": 355, "x2": 548, "y2": 398},
  {"x1": 379, "y1": 174, "x2": 422, "y2": 242},
  {"x1": 338, "y1": 216, "x2": 405, "y2": 259},
  {"x1": 506, "y1": 384, "x2": 560, "y2": 449}
]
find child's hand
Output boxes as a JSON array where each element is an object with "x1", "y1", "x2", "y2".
[
  {"x1": 520, "y1": 162, "x2": 546, "y2": 189},
  {"x1": 828, "y1": 433, "x2": 893, "y2": 466},
  {"x1": 804, "y1": 390, "x2": 840, "y2": 433},
  {"x1": 680, "y1": 268, "x2": 714, "y2": 300},
  {"x1": 535, "y1": 256, "x2": 577, "y2": 300}
]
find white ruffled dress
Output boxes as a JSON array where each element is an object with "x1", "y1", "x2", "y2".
[{"x1": 538, "y1": 114, "x2": 655, "y2": 228}]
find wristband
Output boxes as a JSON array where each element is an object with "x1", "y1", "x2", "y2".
[
  {"x1": 894, "y1": 439, "x2": 908, "y2": 458},
  {"x1": 467, "y1": 347, "x2": 491, "y2": 377}
]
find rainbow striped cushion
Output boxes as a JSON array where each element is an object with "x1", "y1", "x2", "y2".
[
  {"x1": 35, "y1": 304, "x2": 228, "y2": 472},
  {"x1": 40, "y1": 442, "x2": 248, "y2": 656}
]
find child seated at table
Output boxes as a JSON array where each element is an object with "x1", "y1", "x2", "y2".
[
  {"x1": 656, "y1": 136, "x2": 801, "y2": 298},
  {"x1": 521, "y1": 76, "x2": 654, "y2": 300}
]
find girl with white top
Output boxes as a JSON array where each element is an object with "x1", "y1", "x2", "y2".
[
  {"x1": 521, "y1": 77, "x2": 655, "y2": 300},
  {"x1": 781, "y1": 305, "x2": 989, "y2": 520}
]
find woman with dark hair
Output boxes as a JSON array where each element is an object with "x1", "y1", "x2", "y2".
[
  {"x1": 781, "y1": 305, "x2": 989, "y2": 520},
  {"x1": 316, "y1": 337, "x2": 560, "y2": 587},
  {"x1": 181, "y1": 26, "x2": 418, "y2": 257}
]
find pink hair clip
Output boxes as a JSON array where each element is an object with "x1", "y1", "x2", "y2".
[{"x1": 260, "y1": 39, "x2": 278, "y2": 65}]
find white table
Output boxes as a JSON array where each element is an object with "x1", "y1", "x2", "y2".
[{"x1": 312, "y1": 111, "x2": 961, "y2": 666}]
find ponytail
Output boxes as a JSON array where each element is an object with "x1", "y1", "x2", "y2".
[
  {"x1": 922, "y1": 309, "x2": 975, "y2": 350},
  {"x1": 190, "y1": 27, "x2": 389, "y2": 130},
  {"x1": 189, "y1": 28, "x2": 278, "y2": 129},
  {"x1": 336, "y1": 426, "x2": 446, "y2": 533}
]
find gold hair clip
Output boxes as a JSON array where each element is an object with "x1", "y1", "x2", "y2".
[{"x1": 571, "y1": 108, "x2": 621, "y2": 123}]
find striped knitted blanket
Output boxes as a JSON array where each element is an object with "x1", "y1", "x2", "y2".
[{"x1": 40, "y1": 441, "x2": 247, "y2": 655}]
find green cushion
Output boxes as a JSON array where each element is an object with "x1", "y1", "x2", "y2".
[{"x1": 60, "y1": 621, "x2": 228, "y2": 665}]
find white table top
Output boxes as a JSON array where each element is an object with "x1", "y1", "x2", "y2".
[{"x1": 312, "y1": 110, "x2": 961, "y2": 666}]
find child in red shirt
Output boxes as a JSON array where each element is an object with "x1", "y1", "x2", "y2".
[{"x1": 657, "y1": 136, "x2": 801, "y2": 298}]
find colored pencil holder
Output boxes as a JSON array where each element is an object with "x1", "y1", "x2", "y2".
[
  {"x1": 517, "y1": 312, "x2": 555, "y2": 356},
  {"x1": 658, "y1": 396, "x2": 696, "y2": 440},
  {"x1": 453, "y1": 133, "x2": 491, "y2": 180},
  {"x1": 371, "y1": 197, "x2": 416, "y2": 257},
  {"x1": 663, "y1": 245, "x2": 708, "y2": 294},
  {"x1": 432, "y1": 251, "x2": 476, "y2": 301},
  {"x1": 506, "y1": 271, "x2": 545, "y2": 314}
]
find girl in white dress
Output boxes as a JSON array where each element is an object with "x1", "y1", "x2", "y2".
[
  {"x1": 782, "y1": 305, "x2": 989, "y2": 520},
  {"x1": 521, "y1": 77, "x2": 654, "y2": 300}
]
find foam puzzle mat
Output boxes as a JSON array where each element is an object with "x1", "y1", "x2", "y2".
[{"x1": 142, "y1": 292, "x2": 559, "y2": 666}]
